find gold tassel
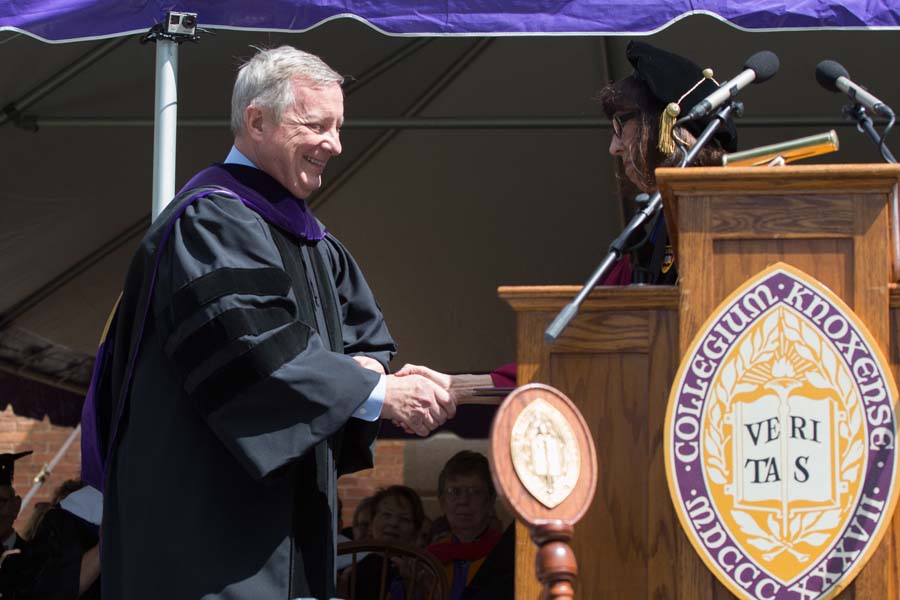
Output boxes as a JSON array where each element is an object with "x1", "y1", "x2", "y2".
[
  {"x1": 658, "y1": 102, "x2": 680, "y2": 155},
  {"x1": 657, "y1": 69, "x2": 715, "y2": 156}
]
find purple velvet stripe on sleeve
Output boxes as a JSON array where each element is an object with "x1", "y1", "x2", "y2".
[{"x1": 102, "y1": 188, "x2": 237, "y2": 490}]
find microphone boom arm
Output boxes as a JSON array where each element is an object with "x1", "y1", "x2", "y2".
[
  {"x1": 843, "y1": 103, "x2": 897, "y2": 164},
  {"x1": 544, "y1": 102, "x2": 737, "y2": 342}
]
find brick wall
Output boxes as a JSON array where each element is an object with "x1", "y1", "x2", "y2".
[
  {"x1": 0, "y1": 372, "x2": 84, "y2": 535},
  {"x1": 337, "y1": 440, "x2": 405, "y2": 529},
  {"x1": 6, "y1": 413, "x2": 81, "y2": 533}
]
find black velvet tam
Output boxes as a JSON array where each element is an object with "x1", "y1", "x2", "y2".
[{"x1": 626, "y1": 41, "x2": 738, "y2": 152}]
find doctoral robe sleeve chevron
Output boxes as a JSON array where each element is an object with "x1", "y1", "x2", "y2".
[{"x1": 153, "y1": 193, "x2": 385, "y2": 480}]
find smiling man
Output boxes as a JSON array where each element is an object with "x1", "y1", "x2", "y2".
[{"x1": 94, "y1": 47, "x2": 457, "y2": 600}]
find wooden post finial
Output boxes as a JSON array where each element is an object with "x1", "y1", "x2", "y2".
[
  {"x1": 489, "y1": 384, "x2": 598, "y2": 600},
  {"x1": 532, "y1": 521, "x2": 577, "y2": 600}
]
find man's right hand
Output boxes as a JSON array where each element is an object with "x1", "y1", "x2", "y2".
[{"x1": 382, "y1": 374, "x2": 453, "y2": 437}]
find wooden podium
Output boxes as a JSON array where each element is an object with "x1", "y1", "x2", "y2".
[{"x1": 498, "y1": 165, "x2": 900, "y2": 599}]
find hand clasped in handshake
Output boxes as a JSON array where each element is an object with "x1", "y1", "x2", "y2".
[
  {"x1": 352, "y1": 358, "x2": 456, "y2": 437},
  {"x1": 384, "y1": 364, "x2": 458, "y2": 437}
]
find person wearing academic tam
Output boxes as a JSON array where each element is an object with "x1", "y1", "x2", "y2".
[
  {"x1": 599, "y1": 41, "x2": 738, "y2": 285},
  {"x1": 88, "y1": 46, "x2": 465, "y2": 600},
  {"x1": 0, "y1": 451, "x2": 38, "y2": 599}
]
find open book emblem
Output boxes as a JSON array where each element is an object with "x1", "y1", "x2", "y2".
[
  {"x1": 665, "y1": 263, "x2": 899, "y2": 600},
  {"x1": 510, "y1": 398, "x2": 580, "y2": 508}
]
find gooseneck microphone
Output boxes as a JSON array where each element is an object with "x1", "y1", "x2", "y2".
[
  {"x1": 682, "y1": 51, "x2": 780, "y2": 121},
  {"x1": 815, "y1": 60, "x2": 895, "y2": 117}
]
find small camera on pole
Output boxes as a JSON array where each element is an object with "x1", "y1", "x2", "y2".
[
  {"x1": 141, "y1": 11, "x2": 205, "y2": 44},
  {"x1": 165, "y1": 12, "x2": 198, "y2": 37}
]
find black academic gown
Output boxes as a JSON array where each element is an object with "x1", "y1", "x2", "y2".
[
  {"x1": 628, "y1": 212, "x2": 677, "y2": 285},
  {"x1": 99, "y1": 166, "x2": 396, "y2": 599},
  {"x1": 0, "y1": 533, "x2": 37, "y2": 599},
  {"x1": 27, "y1": 508, "x2": 100, "y2": 600}
]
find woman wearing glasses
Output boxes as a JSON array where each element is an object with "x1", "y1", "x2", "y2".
[{"x1": 598, "y1": 41, "x2": 738, "y2": 284}]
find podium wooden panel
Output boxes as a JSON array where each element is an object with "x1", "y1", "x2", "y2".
[
  {"x1": 658, "y1": 165, "x2": 899, "y2": 361},
  {"x1": 499, "y1": 165, "x2": 900, "y2": 599},
  {"x1": 498, "y1": 286, "x2": 679, "y2": 600}
]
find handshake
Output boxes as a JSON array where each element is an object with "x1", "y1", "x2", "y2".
[{"x1": 352, "y1": 358, "x2": 465, "y2": 437}]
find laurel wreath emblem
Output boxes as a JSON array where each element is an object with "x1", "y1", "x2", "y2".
[{"x1": 703, "y1": 306, "x2": 864, "y2": 563}]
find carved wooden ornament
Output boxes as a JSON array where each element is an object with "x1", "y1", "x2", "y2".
[
  {"x1": 510, "y1": 398, "x2": 581, "y2": 509},
  {"x1": 490, "y1": 383, "x2": 599, "y2": 600},
  {"x1": 491, "y1": 383, "x2": 597, "y2": 525}
]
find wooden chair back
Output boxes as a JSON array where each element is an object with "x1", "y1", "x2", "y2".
[{"x1": 337, "y1": 540, "x2": 450, "y2": 600}]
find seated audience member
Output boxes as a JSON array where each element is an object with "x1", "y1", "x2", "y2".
[
  {"x1": 427, "y1": 512, "x2": 502, "y2": 547},
  {"x1": 22, "y1": 479, "x2": 87, "y2": 543},
  {"x1": 351, "y1": 495, "x2": 375, "y2": 541},
  {"x1": 342, "y1": 485, "x2": 427, "y2": 600},
  {"x1": 453, "y1": 523, "x2": 514, "y2": 600},
  {"x1": 0, "y1": 451, "x2": 39, "y2": 599},
  {"x1": 369, "y1": 486, "x2": 424, "y2": 549},
  {"x1": 27, "y1": 479, "x2": 101, "y2": 599},
  {"x1": 337, "y1": 495, "x2": 374, "y2": 572},
  {"x1": 426, "y1": 451, "x2": 508, "y2": 600},
  {"x1": 21, "y1": 502, "x2": 52, "y2": 543}
]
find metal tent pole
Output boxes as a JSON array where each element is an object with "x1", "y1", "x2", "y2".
[
  {"x1": 152, "y1": 39, "x2": 179, "y2": 220},
  {"x1": 143, "y1": 11, "x2": 200, "y2": 219},
  {"x1": 19, "y1": 424, "x2": 82, "y2": 514}
]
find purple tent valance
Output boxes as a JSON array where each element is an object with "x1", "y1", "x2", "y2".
[{"x1": 3, "y1": 1, "x2": 900, "y2": 43}]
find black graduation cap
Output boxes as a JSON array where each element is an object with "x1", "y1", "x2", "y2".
[
  {"x1": 0, "y1": 451, "x2": 32, "y2": 486},
  {"x1": 626, "y1": 41, "x2": 738, "y2": 153}
]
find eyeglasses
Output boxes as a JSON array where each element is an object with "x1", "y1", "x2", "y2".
[
  {"x1": 612, "y1": 112, "x2": 637, "y2": 138},
  {"x1": 443, "y1": 486, "x2": 489, "y2": 501}
]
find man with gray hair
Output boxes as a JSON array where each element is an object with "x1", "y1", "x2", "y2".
[{"x1": 94, "y1": 46, "x2": 457, "y2": 599}]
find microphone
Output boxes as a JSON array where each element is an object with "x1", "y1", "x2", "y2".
[
  {"x1": 682, "y1": 51, "x2": 780, "y2": 121},
  {"x1": 815, "y1": 60, "x2": 894, "y2": 118}
]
